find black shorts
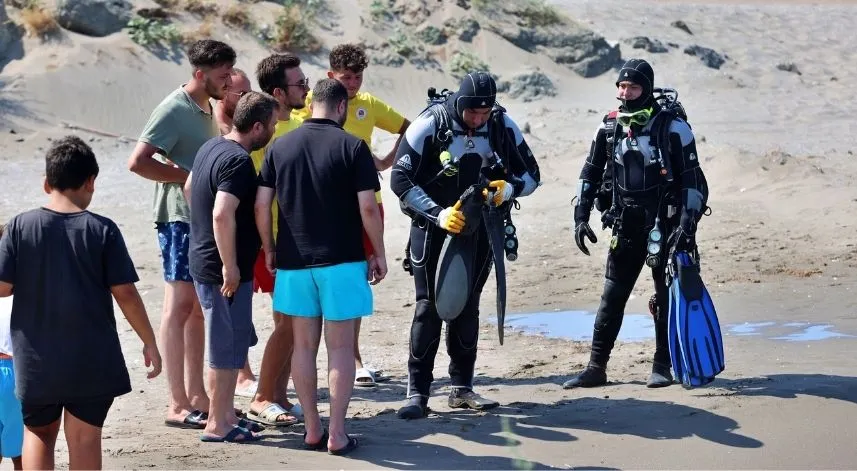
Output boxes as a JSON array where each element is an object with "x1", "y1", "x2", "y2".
[{"x1": 22, "y1": 398, "x2": 115, "y2": 428}]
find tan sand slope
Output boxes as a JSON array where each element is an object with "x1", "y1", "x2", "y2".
[{"x1": 1, "y1": 0, "x2": 857, "y2": 469}]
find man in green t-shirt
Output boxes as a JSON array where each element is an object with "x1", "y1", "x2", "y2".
[{"x1": 127, "y1": 39, "x2": 236, "y2": 429}]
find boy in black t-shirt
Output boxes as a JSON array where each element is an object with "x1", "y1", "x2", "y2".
[{"x1": 0, "y1": 136, "x2": 162, "y2": 470}]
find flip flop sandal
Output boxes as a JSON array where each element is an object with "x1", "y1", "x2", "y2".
[
  {"x1": 238, "y1": 418, "x2": 265, "y2": 433},
  {"x1": 328, "y1": 435, "x2": 359, "y2": 456},
  {"x1": 164, "y1": 409, "x2": 207, "y2": 429},
  {"x1": 200, "y1": 426, "x2": 262, "y2": 443},
  {"x1": 303, "y1": 428, "x2": 329, "y2": 451},
  {"x1": 287, "y1": 403, "x2": 304, "y2": 419},
  {"x1": 234, "y1": 380, "x2": 259, "y2": 398},
  {"x1": 245, "y1": 403, "x2": 300, "y2": 427},
  {"x1": 372, "y1": 369, "x2": 391, "y2": 383},
  {"x1": 354, "y1": 367, "x2": 377, "y2": 387}
]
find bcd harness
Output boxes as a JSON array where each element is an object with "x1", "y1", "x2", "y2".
[
  {"x1": 400, "y1": 89, "x2": 530, "y2": 274},
  {"x1": 597, "y1": 87, "x2": 708, "y2": 231}
]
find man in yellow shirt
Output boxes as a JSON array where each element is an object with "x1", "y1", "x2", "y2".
[
  {"x1": 293, "y1": 43, "x2": 410, "y2": 388},
  {"x1": 245, "y1": 53, "x2": 310, "y2": 428}
]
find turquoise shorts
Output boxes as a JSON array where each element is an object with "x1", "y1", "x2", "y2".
[
  {"x1": 273, "y1": 261, "x2": 373, "y2": 321},
  {"x1": 0, "y1": 358, "x2": 23, "y2": 458}
]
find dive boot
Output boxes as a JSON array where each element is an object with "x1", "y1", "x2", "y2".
[
  {"x1": 646, "y1": 362, "x2": 674, "y2": 388},
  {"x1": 562, "y1": 365, "x2": 607, "y2": 389},
  {"x1": 448, "y1": 388, "x2": 499, "y2": 411},
  {"x1": 397, "y1": 396, "x2": 429, "y2": 420}
]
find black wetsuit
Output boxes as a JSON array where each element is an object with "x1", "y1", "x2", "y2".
[
  {"x1": 390, "y1": 99, "x2": 540, "y2": 398},
  {"x1": 574, "y1": 105, "x2": 708, "y2": 371}
]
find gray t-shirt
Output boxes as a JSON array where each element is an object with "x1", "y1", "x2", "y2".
[
  {"x1": 138, "y1": 85, "x2": 219, "y2": 224},
  {"x1": 0, "y1": 208, "x2": 139, "y2": 403}
]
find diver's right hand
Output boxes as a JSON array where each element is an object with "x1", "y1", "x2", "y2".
[
  {"x1": 437, "y1": 204, "x2": 466, "y2": 234},
  {"x1": 574, "y1": 221, "x2": 597, "y2": 256}
]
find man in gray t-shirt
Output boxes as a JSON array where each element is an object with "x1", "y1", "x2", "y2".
[{"x1": 127, "y1": 39, "x2": 235, "y2": 429}]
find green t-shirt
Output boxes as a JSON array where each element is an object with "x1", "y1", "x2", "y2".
[{"x1": 138, "y1": 85, "x2": 218, "y2": 223}]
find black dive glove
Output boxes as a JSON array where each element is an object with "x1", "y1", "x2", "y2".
[
  {"x1": 669, "y1": 212, "x2": 698, "y2": 253},
  {"x1": 573, "y1": 205, "x2": 597, "y2": 256}
]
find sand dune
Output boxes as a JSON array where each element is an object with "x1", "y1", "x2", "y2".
[{"x1": 1, "y1": 0, "x2": 857, "y2": 468}]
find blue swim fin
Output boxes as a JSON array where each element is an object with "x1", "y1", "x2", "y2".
[{"x1": 667, "y1": 251, "x2": 725, "y2": 388}]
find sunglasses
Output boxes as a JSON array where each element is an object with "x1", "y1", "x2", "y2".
[
  {"x1": 286, "y1": 78, "x2": 310, "y2": 88},
  {"x1": 616, "y1": 108, "x2": 652, "y2": 127},
  {"x1": 228, "y1": 90, "x2": 248, "y2": 98}
]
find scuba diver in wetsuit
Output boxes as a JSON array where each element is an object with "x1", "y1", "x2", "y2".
[
  {"x1": 390, "y1": 72, "x2": 541, "y2": 419},
  {"x1": 566, "y1": 58, "x2": 709, "y2": 389}
]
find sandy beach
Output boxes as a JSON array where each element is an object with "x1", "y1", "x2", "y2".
[{"x1": 1, "y1": 0, "x2": 857, "y2": 468}]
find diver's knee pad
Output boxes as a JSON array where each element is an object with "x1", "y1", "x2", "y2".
[
  {"x1": 594, "y1": 278, "x2": 634, "y2": 330},
  {"x1": 410, "y1": 300, "x2": 443, "y2": 360},
  {"x1": 449, "y1": 309, "x2": 480, "y2": 352}
]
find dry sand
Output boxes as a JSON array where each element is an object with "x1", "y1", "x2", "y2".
[{"x1": 1, "y1": 0, "x2": 857, "y2": 469}]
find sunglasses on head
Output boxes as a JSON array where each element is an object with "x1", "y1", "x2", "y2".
[{"x1": 616, "y1": 108, "x2": 653, "y2": 127}]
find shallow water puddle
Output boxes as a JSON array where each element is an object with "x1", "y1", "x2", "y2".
[
  {"x1": 492, "y1": 310, "x2": 654, "y2": 342},
  {"x1": 490, "y1": 310, "x2": 856, "y2": 342}
]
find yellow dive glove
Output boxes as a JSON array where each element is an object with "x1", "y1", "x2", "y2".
[{"x1": 438, "y1": 201, "x2": 465, "y2": 234}]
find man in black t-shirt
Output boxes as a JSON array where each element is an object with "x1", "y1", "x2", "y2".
[
  {"x1": 255, "y1": 78, "x2": 386, "y2": 455},
  {"x1": 185, "y1": 91, "x2": 278, "y2": 443},
  {"x1": 0, "y1": 136, "x2": 162, "y2": 469}
]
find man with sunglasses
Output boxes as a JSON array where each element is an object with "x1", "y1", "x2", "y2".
[
  {"x1": 566, "y1": 58, "x2": 709, "y2": 389},
  {"x1": 245, "y1": 52, "x2": 309, "y2": 429},
  {"x1": 214, "y1": 68, "x2": 252, "y2": 136}
]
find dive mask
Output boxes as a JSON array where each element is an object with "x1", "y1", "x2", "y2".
[{"x1": 616, "y1": 107, "x2": 653, "y2": 127}]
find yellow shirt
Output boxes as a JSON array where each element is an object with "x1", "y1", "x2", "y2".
[
  {"x1": 292, "y1": 91, "x2": 406, "y2": 203},
  {"x1": 250, "y1": 117, "x2": 303, "y2": 238}
]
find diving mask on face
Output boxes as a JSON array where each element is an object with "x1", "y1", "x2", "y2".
[{"x1": 616, "y1": 107, "x2": 653, "y2": 127}]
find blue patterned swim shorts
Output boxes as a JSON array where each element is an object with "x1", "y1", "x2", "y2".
[{"x1": 156, "y1": 222, "x2": 193, "y2": 283}]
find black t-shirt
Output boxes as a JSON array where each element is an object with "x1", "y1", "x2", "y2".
[
  {"x1": 189, "y1": 136, "x2": 261, "y2": 284},
  {"x1": 0, "y1": 208, "x2": 139, "y2": 404},
  {"x1": 259, "y1": 118, "x2": 380, "y2": 269}
]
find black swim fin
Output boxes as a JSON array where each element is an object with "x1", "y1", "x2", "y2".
[
  {"x1": 435, "y1": 184, "x2": 487, "y2": 321},
  {"x1": 484, "y1": 204, "x2": 507, "y2": 345}
]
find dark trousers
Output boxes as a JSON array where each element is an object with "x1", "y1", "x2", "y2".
[
  {"x1": 589, "y1": 230, "x2": 671, "y2": 369},
  {"x1": 406, "y1": 219, "x2": 493, "y2": 398}
]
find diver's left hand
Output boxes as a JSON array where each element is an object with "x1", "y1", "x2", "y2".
[
  {"x1": 482, "y1": 180, "x2": 514, "y2": 206},
  {"x1": 669, "y1": 226, "x2": 696, "y2": 253}
]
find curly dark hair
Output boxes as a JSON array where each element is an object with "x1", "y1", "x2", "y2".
[{"x1": 329, "y1": 43, "x2": 368, "y2": 73}]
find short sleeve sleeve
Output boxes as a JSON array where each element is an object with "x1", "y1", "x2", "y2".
[
  {"x1": 259, "y1": 144, "x2": 277, "y2": 189},
  {"x1": 353, "y1": 140, "x2": 380, "y2": 192},
  {"x1": 371, "y1": 95, "x2": 406, "y2": 134},
  {"x1": 0, "y1": 217, "x2": 17, "y2": 284},
  {"x1": 217, "y1": 155, "x2": 256, "y2": 197},
  {"x1": 138, "y1": 105, "x2": 179, "y2": 155},
  {"x1": 103, "y1": 223, "x2": 140, "y2": 287}
]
